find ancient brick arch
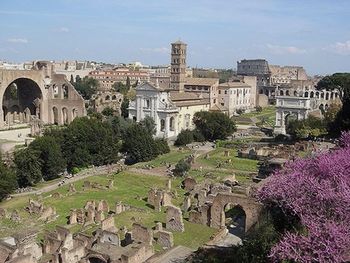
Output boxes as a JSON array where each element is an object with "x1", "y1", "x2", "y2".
[
  {"x1": 86, "y1": 254, "x2": 108, "y2": 263},
  {"x1": 0, "y1": 66, "x2": 85, "y2": 127},
  {"x1": 210, "y1": 193, "x2": 263, "y2": 232}
]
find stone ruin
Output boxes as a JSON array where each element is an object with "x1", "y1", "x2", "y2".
[
  {"x1": 0, "y1": 205, "x2": 180, "y2": 263},
  {"x1": 0, "y1": 229, "x2": 42, "y2": 263},
  {"x1": 237, "y1": 141, "x2": 315, "y2": 161},
  {"x1": 166, "y1": 205, "x2": 185, "y2": 232},
  {"x1": 68, "y1": 200, "x2": 139, "y2": 227},
  {"x1": 69, "y1": 199, "x2": 110, "y2": 226},
  {"x1": 25, "y1": 199, "x2": 57, "y2": 222},
  {"x1": 0, "y1": 220, "x2": 159, "y2": 263},
  {"x1": 181, "y1": 177, "x2": 197, "y2": 192},
  {"x1": 147, "y1": 188, "x2": 172, "y2": 212},
  {"x1": 179, "y1": 179, "x2": 263, "y2": 233}
]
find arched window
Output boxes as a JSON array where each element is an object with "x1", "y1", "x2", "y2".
[
  {"x1": 170, "y1": 117, "x2": 175, "y2": 131},
  {"x1": 325, "y1": 93, "x2": 329, "y2": 100},
  {"x1": 105, "y1": 95, "x2": 110, "y2": 101},
  {"x1": 53, "y1": 107, "x2": 59, "y2": 125},
  {"x1": 72, "y1": 108, "x2": 77, "y2": 120},
  {"x1": 160, "y1": 119, "x2": 165, "y2": 132},
  {"x1": 280, "y1": 90, "x2": 284, "y2": 96},
  {"x1": 310, "y1": 91, "x2": 314, "y2": 98},
  {"x1": 62, "y1": 85, "x2": 69, "y2": 99},
  {"x1": 304, "y1": 91, "x2": 309, "y2": 97},
  {"x1": 62, "y1": 107, "x2": 68, "y2": 124},
  {"x1": 286, "y1": 90, "x2": 290, "y2": 96},
  {"x1": 112, "y1": 95, "x2": 116, "y2": 100}
]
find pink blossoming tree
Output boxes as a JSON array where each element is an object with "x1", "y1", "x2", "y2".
[{"x1": 257, "y1": 131, "x2": 350, "y2": 262}]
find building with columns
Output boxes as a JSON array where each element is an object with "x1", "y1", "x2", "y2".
[
  {"x1": 128, "y1": 81, "x2": 209, "y2": 138},
  {"x1": 128, "y1": 40, "x2": 257, "y2": 139},
  {"x1": 274, "y1": 86, "x2": 341, "y2": 134}
]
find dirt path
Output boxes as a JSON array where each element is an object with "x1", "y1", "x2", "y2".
[
  {"x1": 11, "y1": 164, "x2": 124, "y2": 197},
  {"x1": 146, "y1": 245, "x2": 194, "y2": 263}
]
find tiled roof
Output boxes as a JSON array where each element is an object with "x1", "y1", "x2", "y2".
[
  {"x1": 218, "y1": 82, "x2": 251, "y2": 89},
  {"x1": 185, "y1": 77, "x2": 219, "y2": 86}
]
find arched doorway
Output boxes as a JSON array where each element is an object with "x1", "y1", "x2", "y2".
[
  {"x1": 72, "y1": 108, "x2": 77, "y2": 120},
  {"x1": 285, "y1": 112, "x2": 298, "y2": 134},
  {"x1": 170, "y1": 117, "x2": 175, "y2": 131},
  {"x1": 88, "y1": 257, "x2": 107, "y2": 263},
  {"x1": 52, "y1": 107, "x2": 59, "y2": 125},
  {"x1": 2, "y1": 78, "x2": 42, "y2": 125},
  {"x1": 222, "y1": 204, "x2": 246, "y2": 237},
  {"x1": 62, "y1": 107, "x2": 68, "y2": 124}
]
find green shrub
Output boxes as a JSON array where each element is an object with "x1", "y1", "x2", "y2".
[
  {"x1": 173, "y1": 159, "x2": 191, "y2": 176},
  {"x1": 175, "y1": 129, "x2": 194, "y2": 146},
  {"x1": 154, "y1": 138, "x2": 170, "y2": 155},
  {"x1": 255, "y1": 106, "x2": 263, "y2": 112}
]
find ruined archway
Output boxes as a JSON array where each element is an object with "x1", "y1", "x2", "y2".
[
  {"x1": 87, "y1": 256, "x2": 107, "y2": 263},
  {"x1": 222, "y1": 203, "x2": 246, "y2": 237},
  {"x1": 2, "y1": 78, "x2": 42, "y2": 125},
  {"x1": 52, "y1": 107, "x2": 59, "y2": 125},
  {"x1": 210, "y1": 193, "x2": 263, "y2": 232},
  {"x1": 62, "y1": 107, "x2": 68, "y2": 125}
]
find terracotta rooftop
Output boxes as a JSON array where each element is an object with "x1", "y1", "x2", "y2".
[
  {"x1": 218, "y1": 81, "x2": 251, "y2": 89},
  {"x1": 185, "y1": 77, "x2": 219, "y2": 86}
]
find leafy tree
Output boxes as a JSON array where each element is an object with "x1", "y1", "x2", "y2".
[
  {"x1": 0, "y1": 159, "x2": 17, "y2": 201},
  {"x1": 29, "y1": 136, "x2": 66, "y2": 181},
  {"x1": 126, "y1": 76, "x2": 131, "y2": 89},
  {"x1": 257, "y1": 131, "x2": 350, "y2": 262},
  {"x1": 175, "y1": 129, "x2": 194, "y2": 146},
  {"x1": 154, "y1": 138, "x2": 170, "y2": 155},
  {"x1": 255, "y1": 106, "x2": 263, "y2": 112},
  {"x1": 122, "y1": 123, "x2": 158, "y2": 163},
  {"x1": 173, "y1": 159, "x2": 191, "y2": 176},
  {"x1": 112, "y1": 82, "x2": 129, "y2": 95},
  {"x1": 110, "y1": 116, "x2": 133, "y2": 139},
  {"x1": 121, "y1": 99, "x2": 129, "y2": 118},
  {"x1": 317, "y1": 73, "x2": 350, "y2": 135},
  {"x1": 286, "y1": 115, "x2": 326, "y2": 139},
  {"x1": 101, "y1": 106, "x2": 115, "y2": 117},
  {"x1": 73, "y1": 76, "x2": 99, "y2": 100},
  {"x1": 139, "y1": 116, "x2": 156, "y2": 135},
  {"x1": 61, "y1": 117, "x2": 120, "y2": 170},
  {"x1": 75, "y1": 75, "x2": 81, "y2": 83},
  {"x1": 192, "y1": 129, "x2": 205, "y2": 142},
  {"x1": 324, "y1": 103, "x2": 341, "y2": 124},
  {"x1": 193, "y1": 111, "x2": 236, "y2": 141},
  {"x1": 14, "y1": 148, "x2": 42, "y2": 187},
  {"x1": 190, "y1": 219, "x2": 279, "y2": 263}
]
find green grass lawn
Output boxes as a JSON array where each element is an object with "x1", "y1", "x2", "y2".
[
  {"x1": 238, "y1": 106, "x2": 276, "y2": 127},
  {"x1": 196, "y1": 148, "x2": 258, "y2": 173},
  {"x1": 135, "y1": 147, "x2": 192, "y2": 168},
  {"x1": 0, "y1": 143, "x2": 261, "y2": 249},
  {"x1": 0, "y1": 171, "x2": 217, "y2": 249}
]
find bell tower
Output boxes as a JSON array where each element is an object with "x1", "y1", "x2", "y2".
[{"x1": 170, "y1": 40, "x2": 187, "y2": 92}]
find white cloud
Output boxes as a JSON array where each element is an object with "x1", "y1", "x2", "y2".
[
  {"x1": 267, "y1": 44, "x2": 306, "y2": 54},
  {"x1": 326, "y1": 40, "x2": 350, "y2": 55},
  {"x1": 7, "y1": 38, "x2": 28, "y2": 44},
  {"x1": 139, "y1": 47, "x2": 169, "y2": 54},
  {"x1": 58, "y1": 27, "x2": 69, "y2": 32}
]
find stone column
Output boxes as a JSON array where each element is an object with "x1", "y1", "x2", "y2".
[
  {"x1": 0, "y1": 109, "x2": 4, "y2": 128},
  {"x1": 165, "y1": 116, "x2": 170, "y2": 138},
  {"x1": 136, "y1": 95, "x2": 142, "y2": 121}
]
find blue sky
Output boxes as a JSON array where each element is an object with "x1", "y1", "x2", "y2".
[{"x1": 0, "y1": 0, "x2": 349, "y2": 75}]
